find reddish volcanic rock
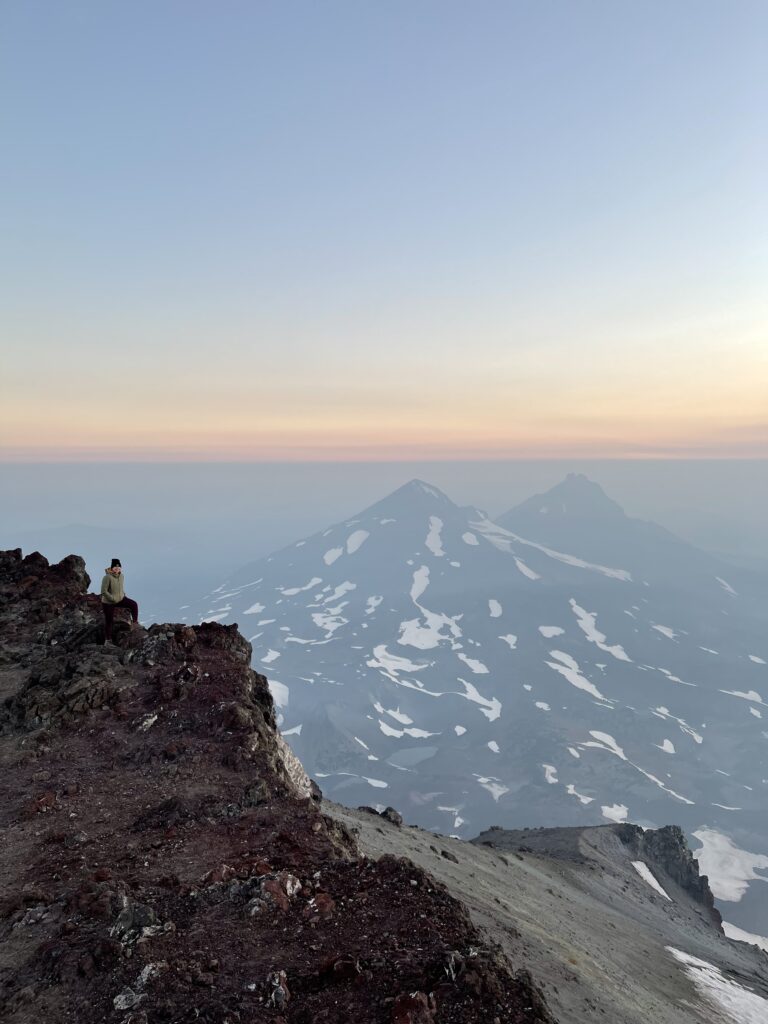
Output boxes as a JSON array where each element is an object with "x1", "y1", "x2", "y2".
[{"x1": 0, "y1": 548, "x2": 555, "y2": 1024}]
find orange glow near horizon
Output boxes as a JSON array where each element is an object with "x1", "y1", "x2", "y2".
[{"x1": 3, "y1": 310, "x2": 766, "y2": 462}]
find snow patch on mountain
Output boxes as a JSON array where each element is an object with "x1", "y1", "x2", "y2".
[
  {"x1": 652, "y1": 624, "x2": 678, "y2": 640},
  {"x1": 243, "y1": 601, "x2": 266, "y2": 615},
  {"x1": 346, "y1": 529, "x2": 369, "y2": 554},
  {"x1": 667, "y1": 946, "x2": 768, "y2": 1023},
  {"x1": 542, "y1": 764, "x2": 558, "y2": 784},
  {"x1": 692, "y1": 828, "x2": 768, "y2": 902},
  {"x1": 425, "y1": 516, "x2": 445, "y2": 556},
  {"x1": 471, "y1": 515, "x2": 633, "y2": 581},
  {"x1": 538, "y1": 625, "x2": 564, "y2": 638},
  {"x1": 569, "y1": 599, "x2": 631, "y2": 662},
  {"x1": 514, "y1": 558, "x2": 541, "y2": 581},
  {"x1": 281, "y1": 577, "x2": 322, "y2": 595},
  {"x1": 457, "y1": 652, "x2": 489, "y2": 674},
  {"x1": 546, "y1": 651, "x2": 607, "y2": 701},
  {"x1": 719, "y1": 689, "x2": 764, "y2": 705},
  {"x1": 633, "y1": 861, "x2": 672, "y2": 900}
]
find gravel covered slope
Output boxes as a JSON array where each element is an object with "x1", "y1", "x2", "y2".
[{"x1": 324, "y1": 803, "x2": 768, "y2": 1024}]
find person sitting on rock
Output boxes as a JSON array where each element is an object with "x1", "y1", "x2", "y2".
[{"x1": 100, "y1": 558, "x2": 139, "y2": 644}]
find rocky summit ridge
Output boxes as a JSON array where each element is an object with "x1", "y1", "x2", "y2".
[{"x1": 0, "y1": 548, "x2": 554, "y2": 1024}]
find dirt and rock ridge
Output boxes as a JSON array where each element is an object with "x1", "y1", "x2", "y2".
[
  {"x1": 0, "y1": 548, "x2": 554, "y2": 1024},
  {"x1": 323, "y1": 808, "x2": 768, "y2": 1023}
]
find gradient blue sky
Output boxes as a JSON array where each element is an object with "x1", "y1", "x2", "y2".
[{"x1": 2, "y1": 1, "x2": 766, "y2": 459}]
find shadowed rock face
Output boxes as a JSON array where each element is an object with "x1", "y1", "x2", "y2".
[
  {"x1": 0, "y1": 548, "x2": 555, "y2": 1024},
  {"x1": 614, "y1": 824, "x2": 721, "y2": 924}
]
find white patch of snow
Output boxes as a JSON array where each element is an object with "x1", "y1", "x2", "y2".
[
  {"x1": 346, "y1": 529, "x2": 369, "y2": 554},
  {"x1": 454, "y1": 725, "x2": 467, "y2": 736},
  {"x1": 652, "y1": 624, "x2": 678, "y2": 640},
  {"x1": 323, "y1": 547, "x2": 344, "y2": 565},
  {"x1": 514, "y1": 557, "x2": 541, "y2": 580},
  {"x1": 474, "y1": 775, "x2": 509, "y2": 801},
  {"x1": 280, "y1": 577, "x2": 323, "y2": 596},
  {"x1": 542, "y1": 764, "x2": 558, "y2": 784},
  {"x1": 546, "y1": 650, "x2": 607, "y2": 701},
  {"x1": 410, "y1": 565, "x2": 430, "y2": 601},
  {"x1": 722, "y1": 921, "x2": 768, "y2": 953},
  {"x1": 566, "y1": 784, "x2": 593, "y2": 804},
  {"x1": 538, "y1": 625, "x2": 564, "y2": 638},
  {"x1": 667, "y1": 946, "x2": 768, "y2": 1024},
  {"x1": 586, "y1": 731, "x2": 694, "y2": 804},
  {"x1": 655, "y1": 666, "x2": 696, "y2": 688},
  {"x1": 365, "y1": 595, "x2": 383, "y2": 615},
  {"x1": 719, "y1": 688, "x2": 764, "y2": 705},
  {"x1": 397, "y1": 566, "x2": 463, "y2": 650},
  {"x1": 569, "y1": 599, "x2": 631, "y2": 661},
  {"x1": 425, "y1": 516, "x2": 445, "y2": 556},
  {"x1": 261, "y1": 649, "x2": 281, "y2": 664},
  {"x1": 601, "y1": 803, "x2": 628, "y2": 823},
  {"x1": 311, "y1": 603, "x2": 349, "y2": 636},
  {"x1": 488, "y1": 599, "x2": 502, "y2": 618},
  {"x1": 499, "y1": 634, "x2": 518, "y2": 650},
  {"x1": 368, "y1": 645, "x2": 429, "y2": 675},
  {"x1": 373, "y1": 702, "x2": 414, "y2": 725},
  {"x1": 378, "y1": 719, "x2": 437, "y2": 739},
  {"x1": 462, "y1": 532, "x2": 479, "y2": 546},
  {"x1": 692, "y1": 828, "x2": 768, "y2": 902},
  {"x1": 487, "y1": 740, "x2": 500, "y2": 753},
  {"x1": 456, "y1": 677, "x2": 502, "y2": 721},
  {"x1": 470, "y1": 516, "x2": 633, "y2": 581},
  {"x1": 716, "y1": 576, "x2": 738, "y2": 596},
  {"x1": 632, "y1": 861, "x2": 672, "y2": 900},
  {"x1": 749, "y1": 655, "x2": 766, "y2": 665},
  {"x1": 321, "y1": 581, "x2": 357, "y2": 604},
  {"x1": 585, "y1": 730, "x2": 626, "y2": 759},
  {"x1": 457, "y1": 652, "x2": 489, "y2": 674},
  {"x1": 269, "y1": 680, "x2": 289, "y2": 708},
  {"x1": 652, "y1": 706, "x2": 703, "y2": 744},
  {"x1": 567, "y1": 746, "x2": 581, "y2": 759},
  {"x1": 282, "y1": 724, "x2": 302, "y2": 737}
]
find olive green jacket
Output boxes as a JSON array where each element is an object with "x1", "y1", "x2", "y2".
[{"x1": 100, "y1": 570, "x2": 125, "y2": 605}]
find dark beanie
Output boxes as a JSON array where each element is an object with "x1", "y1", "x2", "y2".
[{"x1": 110, "y1": 558, "x2": 122, "y2": 568}]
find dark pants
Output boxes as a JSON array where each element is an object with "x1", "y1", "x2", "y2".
[{"x1": 102, "y1": 597, "x2": 139, "y2": 640}]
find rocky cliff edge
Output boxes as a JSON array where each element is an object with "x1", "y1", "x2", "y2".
[{"x1": 0, "y1": 548, "x2": 554, "y2": 1024}]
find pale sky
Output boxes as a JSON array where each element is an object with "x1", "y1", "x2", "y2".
[{"x1": 2, "y1": 1, "x2": 766, "y2": 460}]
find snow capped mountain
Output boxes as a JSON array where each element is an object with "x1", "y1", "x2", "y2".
[{"x1": 190, "y1": 475, "x2": 768, "y2": 935}]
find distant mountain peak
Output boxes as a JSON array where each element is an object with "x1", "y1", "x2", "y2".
[
  {"x1": 508, "y1": 474, "x2": 627, "y2": 522},
  {"x1": 359, "y1": 478, "x2": 458, "y2": 518}
]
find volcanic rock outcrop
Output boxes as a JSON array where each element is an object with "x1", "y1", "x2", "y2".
[{"x1": 0, "y1": 548, "x2": 554, "y2": 1024}]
